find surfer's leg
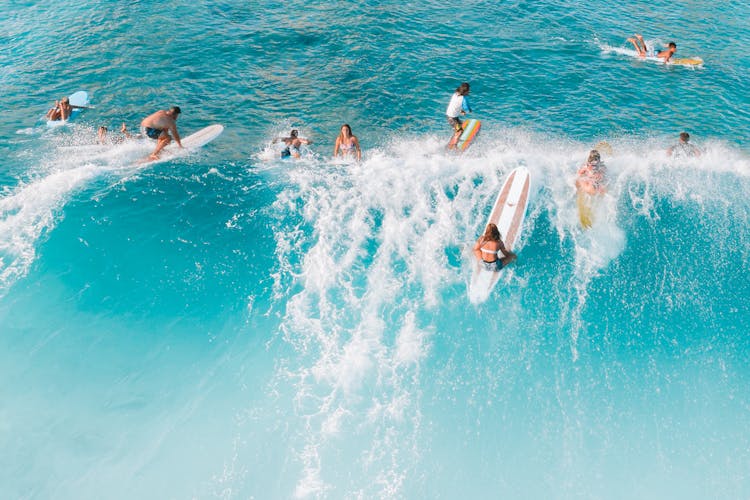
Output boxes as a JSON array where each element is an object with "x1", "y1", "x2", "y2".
[{"x1": 150, "y1": 134, "x2": 172, "y2": 159}]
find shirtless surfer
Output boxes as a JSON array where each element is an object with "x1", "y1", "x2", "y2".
[
  {"x1": 46, "y1": 96, "x2": 84, "y2": 121},
  {"x1": 140, "y1": 106, "x2": 183, "y2": 160},
  {"x1": 627, "y1": 34, "x2": 676, "y2": 63},
  {"x1": 273, "y1": 129, "x2": 311, "y2": 159}
]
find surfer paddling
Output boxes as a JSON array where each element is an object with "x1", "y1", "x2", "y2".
[
  {"x1": 140, "y1": 106, "x2": 183, "y2": 160},
  {"x1": 576, "y1": 150, "x2": 607, "y2": 195},
  {"x1": 446, "y1": 82, "x2": 472, "y2": 150},
  {"x1": 473, "y1": 223, "x2": 516, "y2": 272},
  {"x1": 627, "y1": 34, "x2": 676, "y2": 63}
]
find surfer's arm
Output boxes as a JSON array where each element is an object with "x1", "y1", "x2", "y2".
[
  {"x1": 462, "y1": 97, "x2": 472, "y2": 114},
  {"x1": 171, "y1": 124, "x2": 183, "y2": 147},
  {"x1": 472, "y1": 237, "x2": 485, "y2": 260},
  {"x1": 333, "y1": 137, "x2": 341, "y2": 157}
]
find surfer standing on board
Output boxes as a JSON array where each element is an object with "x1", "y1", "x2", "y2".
[
  {"x1": 333, "y1": 124, "x2": 361, "y2": 161},
  {"x1": 140, "y1": 106, "x2": 183, "y2": 160},
  {"x1": 627, "y1": 34, "x2": 676, "y2": 63},
  {"x1": 473, "y1": 223, "x2": 516, "y2": 271},
  {"x1": 576, "y1": 150, "x2": 607, "y2": 195},
  {"x1": 446, "y1": 82, "x2": 472, "y2": 150}
]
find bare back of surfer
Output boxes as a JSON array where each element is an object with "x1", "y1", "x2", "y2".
[{"x1": 140, "y1": 106, "x2": 183, "y2": 160}]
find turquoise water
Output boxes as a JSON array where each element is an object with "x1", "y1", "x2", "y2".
[{"x1": 1, "y1": 1, "x2": 749, "y2": 498}]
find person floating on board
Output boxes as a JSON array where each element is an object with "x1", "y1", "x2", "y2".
[
  {"x1": 98, "y1": 123, "x2": 132, "y2": 144},
  {"x1": 140, "y1": 106, "x2": 183, "y2": 160},
  {"x1": 576, "y1": 150, "x2": 607, "y2": 196},
  {"x1": 46, "y1": 96, "x2": 84, "y2": 121},
  {"x1": 667, "y1": 132, "x2": 702, "y2": 158},
  {"x1": 333, "y1": 124, "x2": 361, "y2": 161},
  {"x1": 446, "y1": 82, "x2": 472, "y2": 150},
  {"x1": 627, "y1": 34, "x2": 676, "y2": 63},
  {"x1": 274, "y1": 129, "x2": 311, "y2": 159},
  {"x1": 473, "y1": 223, "x2": 516, "y2": 272}
]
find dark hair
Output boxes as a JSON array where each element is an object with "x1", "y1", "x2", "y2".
[
  {"x1": 588, "y1": 150, "x2": 601, "y2": 164},
  {"x1": 456, "y1": 82, "x2": 470, "y2": 95},
  {"x1": 483, "y1": 223, "x2": 500, "y2": 242},
  {"x1": 340, "y1": 124, "x2": 352, "y2": 136},
  {"x1": 668, "y1": 42, "x2": 677, "y2": 49},
  {"x1": 290, "y1": 129, "x2": 299, "y2": 138},
  {"x1": 169, "y1": 106, "x2": 181, "y2": 115},
  {"x1": 679, "y1": 132, "x2": 690, "y2": 142}
]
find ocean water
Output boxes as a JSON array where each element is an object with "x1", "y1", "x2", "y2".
[{"x1": 1, "y1": 0, "x2": 749, "y2": 498}]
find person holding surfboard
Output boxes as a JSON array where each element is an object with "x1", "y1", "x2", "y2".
[
  {"x1": 140, "y1": 106, "x2": 183, "y2": 160},
  {"x1": 274, "y1": 129, "x2": 311, "y2": 159},
  {"x1": 446, "y1": 82, "x2": 472, "y2": 150},
  {"x1": 576, "y1": 150, "x2": 607, "y2": 196},
  {"x1": 627, "y1": 34, "x2": 676, "y2": 63},
  {"x1": 333, "y1": 124, "x2": 361, "y2": 161},
  {"x1": 473, "y1": 223, "x2": 516, "y2": 271}
]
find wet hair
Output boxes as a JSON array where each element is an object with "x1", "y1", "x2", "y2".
[
  {"x1": 340, "y1": 124, "x2": 352, "y2": 137},
  {"x1": 483, "y1": 223, "x2": 501, "y2": 242},
  {"x1": 680, "y1": 132, "x2": 690, "y2": 142},
  {"x1": 588, "y1": 150, "x2": 601, "y2": 164},
  {"x1": 98, "y1": 126, "x2": 108, "y2": 133},
  {"x1": 668, "y1": 42, "x2": 677, "y2": 49},
  {"x1": 169, "y1": 106, "x2": 181, "y2": 115},
  {"x1": 61, "y1": 97, "x2": 69, "y2": 103},
  {"x1": 456, "y1": 82, "x2": 470, "y2": 95},
  {"x1": 290, "y1": 129, "x2": 299, "y2": 138}
]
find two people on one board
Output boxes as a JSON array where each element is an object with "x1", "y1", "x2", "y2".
[
  {"x1": 446, "y1": 82, "x2": 472, "y2": 150},
  {"x1": 275, "y1": 124, "x2": 361, "y2": 161},
  {"x1": 140, "y1": 106, "x2": 183, "y2": 160},
  {"x1": 627, "y1": 34, "x2": 676, "y2": 63},
  {"x1": 46, "y1": 96, "x2": 85, "y2": 121}
]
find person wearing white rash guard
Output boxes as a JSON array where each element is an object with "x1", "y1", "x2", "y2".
[{"x1": 446, "y1": 82, "x2": 472, "y2": 150}]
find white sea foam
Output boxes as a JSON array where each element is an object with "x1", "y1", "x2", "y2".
[{"x1": 267, "y1": 127, "x2": 750, "y2": 496}]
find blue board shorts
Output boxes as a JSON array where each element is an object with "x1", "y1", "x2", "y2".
[{"x1": 143, "y1": 127, "x2": 163, "y2": 140}]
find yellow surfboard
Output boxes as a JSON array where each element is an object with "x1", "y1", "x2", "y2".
[{"x1": 577, "y1": 190, "x2": 593, "y2": 229}]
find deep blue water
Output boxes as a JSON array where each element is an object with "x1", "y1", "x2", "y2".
[{"x1": 1, "y1": 1, "x2": 749, "y2": 498}]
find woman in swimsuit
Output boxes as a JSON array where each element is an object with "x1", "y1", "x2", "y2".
[
  {"x1": 576, "y1": 149, "x2": 607, "y2": 195},
  {"x1": 473, "y1": 223, "x2": 516, "y2": 272},
  {"x1": 333, "y1": 124, "x2": 361, "y2": 161}
]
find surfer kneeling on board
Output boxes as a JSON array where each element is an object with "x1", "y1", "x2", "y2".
[
  {"x1": 627, "y1": 34, "x2": 676, "y2": 63},
  {"x1": 473, "y1": 223, "x2": 516, "y2": 272},
  {"x1": 576, "y1": 150, "x2": 607, "y2": 196},
  {"x1": 274, "y1": 129, "x2": 311, "y2": 159},
  {"x1": 446, "y1": 82, "x2": 472, "y2": 150},
  {"x1": 140, "y1": 106, "x2": 183, "y2": 160}
]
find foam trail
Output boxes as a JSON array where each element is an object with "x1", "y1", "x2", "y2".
[{"x1": 0, "y1": 140, "x2": 154, "y2": 294}]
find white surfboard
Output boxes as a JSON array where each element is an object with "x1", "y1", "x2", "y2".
[
  {"x1": 468, "y1": 166, "x2": 531, "y2": 303},
  {"x1": 139, "y1": 124, "x2": 224, "y2": 166},
  {"x1": 46, "y1": 91, "x2": 89, "y2": 127}
]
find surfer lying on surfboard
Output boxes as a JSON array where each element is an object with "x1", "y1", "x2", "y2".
[
  {"x1": 446, "y1": 82, "x2": 472, "y2": 150},
  {"x1": 576, "y1": 150, "x2": 607, "y2": 195},
  {"x1": 627, "y1": 34, "x2": 676, "y2": 63},
  {"x1": 473, "y1": 223, "x2": 516, "y2": 272}
]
